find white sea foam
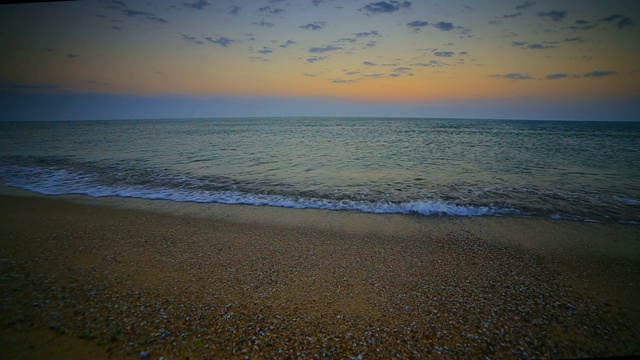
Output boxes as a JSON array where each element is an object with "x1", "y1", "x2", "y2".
[{"x1": 1, "y1": 166, "x2": 516, "y2": 217}]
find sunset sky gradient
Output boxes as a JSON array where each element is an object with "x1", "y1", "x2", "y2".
[{"x1": 1, "y1": 0, "x2": 639, "y2": 120}]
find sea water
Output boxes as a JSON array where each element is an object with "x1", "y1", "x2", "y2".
[{"x1": 1, "y1": 118, "x2": 639, "y2": 223}]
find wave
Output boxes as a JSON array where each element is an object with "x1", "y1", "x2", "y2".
[{"x1": 0, "y1": 162, "x2": 517, "y2": 217}]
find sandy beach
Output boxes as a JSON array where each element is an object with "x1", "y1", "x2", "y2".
[{"x1": 1, "y1": 190, "x2": 639, "y2": 359}]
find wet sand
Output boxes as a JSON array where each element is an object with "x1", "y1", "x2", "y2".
[{"x1": 0, "y1": 190, "x2": 639, "y2": 359}]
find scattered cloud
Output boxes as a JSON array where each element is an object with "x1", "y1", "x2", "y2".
[
  {"x1": 67, "y1": 54, "x2": 79, "y2": 58},
  {"x1": 412, "y1": 60, "x2": 447, "y2": 67},
  {"x1": 182, "y1": 0, "x2": 209, "y2": 10},
  {"x1": 515, "y1": 2, "x2": 535, "y2": 10},
  {"x1": 104, "y1": 0, "x2": 126, "y2": 9},
  {"x1": 338, "y1": 37, "x2": 357, "y2": 43},
  {"x1": 182, "y1": 34, "x2": 204, "y2": 45},
  {"x1": 459, "y1": 51, "x2": 468, "y2": 55},
  {"x1": 2, "y1": 82, "x2": 60, "y2": 91},
  {"x1": 433, "y1": 22, "x2": 454, "y2": 31},
  {"x1": 111, "y1": 26, "x2": 122, "y2": 30},
  {"x1": 599, "y1": 14, "x2": 635, "y2": 29},
  {"x1": 299, "y1": 21, "x2": 327, "y2": 30},
  {"x1": 259, "y1": 47, "x2": 273, "y2": 54},
  {"x1": 307, "y1": 56, "x2": 328, "y2": 63},
  {"x1": 503, "y1": 13, "x2": 521, "y2": 19},
  {"x1": 363, "y1": 61, "x2": 377, "y2": 66},
  {"x1": 252, "y1": 21, "x2": 274, "y2": 27},
  {"x1": 354, "y1": 31, "x2": 381, "y2": 37},
  {"x1": 584, "y1": 70, "x2": 617, "y2": 78},
  {"x1": 393, "y1": 67, "x2": 411, "y2": 72},
  {"x1": 121, "y1": 8, "x2": 168, "y2": 23},
  {"x1": 490, "y1": 73, "x2": 533, "y2": 80},
  {"x1": 528, "y1": 43, "x2": 554, "y2": 49},
  {"x1": 360, "y1": 1, "x2": 411, "y2": 15},
  {"x1": 511, "y1": 41, "x2": 555, "y2": 50},
  {"x1": 309, "y1": 45, "x2": 341, "y2": 53},
  {"x1": 546, "y1": 73, "x2": 568, "y2": 80},
  {"x1": 407, "y1": 20, "x2": 429, "y2": 28},
  {"x1": 345, "y1": 71, "x2": 360, "y2": 75},
  {"x1": 259, "y1": 6, "x2": 285, "y2": 15},
  {"x1": 434, "y1": 51, "x2": 454, "y2": 57},
  {"x1": 228, "y1": 6, "x2": 241, "y2": 15},
  {"x1": 332, "y1": 79, "x2": 357, "y2": 84},
  {"x1": 312, "y1": 0, "x2": 326, "y2": 5},
  {"x1": 206, "y1": 36, "x2": 237, "y2": 47},
  {"x1": 570, "y1": 19, "x2": 598, "y2": 30},
  {"x1": 147, "y1": 16, "x2": 168, "y2": 23},
  {"x1": 538, "y1": 10, "x2": 567, "y2": 22},
  {"x1": 365, "y1": 41, "x2": 377, "y2": 48},
  {"x1": 122, "y1": 9, "x2": 149, "y2": 17},
  {"x1": 280, "y1": 40, "x2": 295, "y2": 48}
]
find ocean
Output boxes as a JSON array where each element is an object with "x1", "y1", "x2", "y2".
[{"x1": 1, "y1": 118, "x2": 639, "y2": 223}]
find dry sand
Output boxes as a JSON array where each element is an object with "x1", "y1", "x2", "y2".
[{"x1": 0, "y1": 189, "x2": 639, "y2": 359}]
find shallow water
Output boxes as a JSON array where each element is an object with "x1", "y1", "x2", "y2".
[{"x1": 1, "y1": 117, "x2": 639, "y2": 223}]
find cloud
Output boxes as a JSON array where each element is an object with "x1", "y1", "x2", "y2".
[
  {"x1": 433, "y1": 22, "x2": 454, "y2": 31},
  {"x1": 354, "y1": 31, "x2": 381, "y2": 37},
  {"x1": 616, "y1": 17, "x2": 634, "y2": 29},
  {"x1": 599, "y1": 14, "x2": 623, "y2": 22},
  {"x1": 362, "y1": 61, "x2": 377, "y2": 66},
  {"x1": 259, "y1": 6, "x2": 285, "y2": 15},
  {"x1": 299, "y1": 21, "x2": 327, "y2": 30},
  {"x1": 332, "y1": 79, "x2": 357, "y2": 84},
  {"x1": 147, "y1": 16, "x2": 168, "y2": 23},
  {"x1": 412, "y1": 60, "x2": 447, "y2": 67},
  {"x1": 345, "y1": 71, "x2": 360, "y2": 75},
  {"x1": 538, "y1": 10, "x2": 566, "y2": 22},
  {"x1": 67, "y1": 54, "x2": 79, "y2": 58},
  {"x1": 112, "y1": 26, "x2": 122, "y2": 30},
  {"x1": 307, "y1": 56, "x2": 328, "y2": 63},
  {"x1": 459, "y1": 51, "x2": 468, "y2": 55},
  {"x1": 584, "y1": 70, "x2": 617, "y2": 78},
  {"x1": 312, "y1": 0, "x2": 326, "y2": 5},
  {"x1": 122, "y1": 8, "x2": 168, "y2": 23},
  {"x1": 182, "y1": 0, "x2": 209, "y2": 10},
  {"x1": 122, "y1": 9, "x2": 149, "y2": 17},
  {"x1": 527, "y1": 43, "x2": 554, "y2": 49},
  {"x1": 360, "y1": 1, "x2": 411, "y2": 15},
  {"x1": 515, "y1": 2, "x2": 535, "y2": 10},
  {"x1": 393, "y1": 67, "x2": 411, "y2": 72},
  {"x1": 228, "y1": 6, "x2": 241, "y2": 15},
  {"x1": 206, "y1": 37, "x2": 237, "y2": 47},
  {"x1": 490, "y1": 73, "x2": 533, "y2": 80},
  {"x1": 280, "y1": 40, "x2": 295, "y2": 48},
  {"x1": 252, "y1": 21, "x2": 274, "y2": 27},
  {"x1": 570, "y1": 19, "x2": 598, "y2": 30},
  {"x1": 309, "y1": 45, "x2": 341, "y2": 53},
  {"x1": 546, "y1": 73, "x2": 568, "y2": 80},
  {"x1": 434, "y1": 51, "x2": 454, "y2": 57},
  {"x1": 104, "y1": 0, "x2": 126, "y2": 8},
  {"x1": 599, "y1": 15, "x2": 635, "y2": 29},
  {"x1": 365, "y1": 41, "x2": 377, "y2": 47},
  {"x1": 511, "y1": 41, "x2": 554, "y2": 49},
  {"x1": 2, "y1": 82, "x2": 60, "y2": 91},
  {"x1": 407, "y1": 20, "x2": 429, "y2": 28},
  {"x1": 182, "y1": 34, "x2": 204, "y2": 45},
  {"x1": 259, "y1": 47, "x2": 273, "y2": 54},
  {"x1": 503, "y1": 13, "x2": 521, "y2": 19}
]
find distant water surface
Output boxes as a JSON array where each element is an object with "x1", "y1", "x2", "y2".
[{"x1": 1, "y1": 118, "x2": 639, "y2": 223}]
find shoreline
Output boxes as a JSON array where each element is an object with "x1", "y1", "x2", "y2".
[{"x1": 1, "y1": 187, "x2": 639, "y2": 358}]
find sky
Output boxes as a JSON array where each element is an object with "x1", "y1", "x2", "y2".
[{"x1": 1, "y1": 0, "x2": 639, "y2": 121}]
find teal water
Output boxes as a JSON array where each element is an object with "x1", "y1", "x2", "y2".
[{"x1": 1, "y1": 118, "x2": 639, "y2": 223}]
